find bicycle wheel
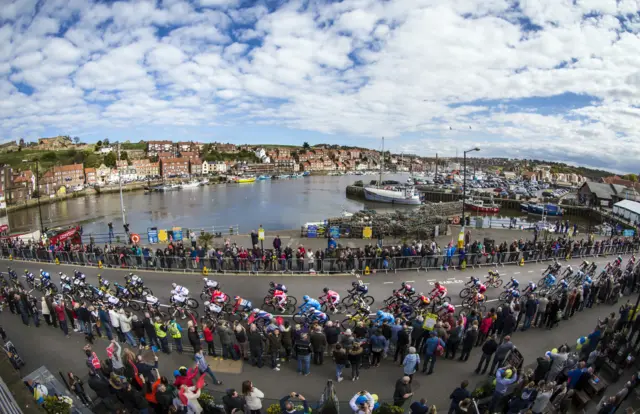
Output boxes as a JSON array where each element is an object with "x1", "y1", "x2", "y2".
[
  {"x1": 186, "y1": 298, "x2": 199, "y2": 309},
  {"x1": 288, "y1": 296, "x2": 298, "y2": 307},
  {"x1": 341, "y1": 295, "x2": 354, "y2": 307},
  {"x1": 200, "y1": 291, "x2": 211, "y2": 301},
  {"x1": 492, "y1": 278, "x2": 503, "y2": 288},
  {"x1": 49, "y1": 284, "x2": 58, "y2": 293},
  {"x1": 129, "y1": 301, "x2": 141, "y2": 312},
  {"x1": 459, "y1": 287, "x2": 471, "y2": 298},
  {"x1": 341, "y1": 317, "x2": 356, "y2": 330},
  {"x1": 186, "y1": 309, "x2": 199, "y2": 320},
  {"x1": 284, "y1": 303, "x2": 296, "y2": 315},
  {"x1": 443, "y1": 296, "x2": 452, "y2": 304},
  {"x1": 362, "y1": 296, "x2": 374, "y2": 306},
  {"x1": 142, "y1": 287, "x2": 153, "y2": 296}
]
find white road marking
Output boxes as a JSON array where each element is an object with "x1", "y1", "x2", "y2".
[
  {"x1": 429, "y1": 280, "x2": 463, "y2": 285},
  {"x1": 513, "y1": 272, "x2": 521, "y2": 275},
  {"x1": 527, "y1": 270, "x2": 533, "y2": 273},
  {"x1": 405, "y1": 280, "x2": 415, "y2": 283},
  {"x1": 383, "y1": 281, "x2": 394, "y2": 284},
  {"x1": 485, "y1": 299, "x2": 500, "y2": 303},
  {"x1": 426, "y1": 279, "x2": 436, "y2": 282}
]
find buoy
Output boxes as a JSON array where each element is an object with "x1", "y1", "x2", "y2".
[
  {"x1": 519, "y1": 258, "x2": 524, "y2": 266},
  {"x1": 98, "y1": 260, "x2": 103, "y2": 269},
  {"x1": 55, "y1": 258, "x2": 60, "y2": 265},
  {"x1": 202, "y1": 266, "x2": 209, "y2": 275},
  {"x1": 131, "y1": 233, "x2": 141, "y2": 244},
  {"x1": 364, "y1": 266, "x2": 370, "y2": 275},
  {"x1": 452, "y1": 216, "x2": 460, "y2": 224}
]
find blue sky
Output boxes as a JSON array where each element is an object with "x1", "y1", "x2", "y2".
[{"x1": 2, "y1": 0, "x2": 640, "y2": 173}]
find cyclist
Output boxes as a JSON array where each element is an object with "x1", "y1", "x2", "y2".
[
  {"x1": 487, "y1": 268, "x2": 500, "y2": 278},
  {"x1": 24, "y1": 269, "x2": 34, "y2": 283},
  {"x1": 112, "y1": 282, "x2": 130, "y2": 298},
  {"x1": 472, "y1": 290, "x2": 486, "y2": 304},
  {"x1": 250, "y1": 308, "x2": 274, "y2": 325},
  {"x1": 145, "y1": 295, "x2": 160, "y2": 310},
  {"x1": 204, "y1": 301, "x2": 223, "y2": 317},
  {"x1": 309, "y1": 308, "x2": 329, "y2": 324},
  {"x1": 272, "y1": 287, "x2": 288, "y2": 312},
  {"x1": 415, "y1": 292, "x2": 431, "y2": 309},
  {"x1": 349, "y1": 280, "x2": 369, "y2": 296},
  {"x1": 232, "y1": 296, "x2": 253, "y2": 314},
  {"x1": 61, "y1": 281, "x2": 73, "y2": 295},
  {"x1": 125, "y1": 273, "x2": 143, "y2": 288},
  {"x1": 579, "y1": 260, "x2": 590, "y2": 272},
  {"x1": 429, "y1": 282, "x2": 448, "y2": 301},
  {"x1": 466, "y1": 276, "x2": 481, "y2": 287},
  {"x1": 39, "y1": 269, "x2": 51, "y2": 284},
  {"x1": 97, "y1": 275, "x2": 110, "y2": 292},
  {"x1": 203, "y1": 277, "x2": 219, "y2": 290},
  {"x1": 561, "y1": 265, "x2": 573, "y2": 278},
  {"x1": 373, "y1": 310, "x2": 395, "y2": 326},
  {"x1": 613, "y1": 256, "x2": 623, "y2": 268},
  {"x1": 211, "y1": 287, "x2": 228, "y2": 304},
  {"x1": 541, "y1": 274, "x2": 556, "y2": 288},
  {"x1": 104, "y1": 293, "x2": 120, "y2": 308},
  {"x1": 170, "y1": 291, "x2": 188, "y2": 319},
  {"x1": 506, "y1": 277, "x2": 519, "y2": 290},
  {"x1": 583, "y1": 276, "x2": 593, "y2": 286},
  {"x1": 59, "y1": 272, "x2": 71, "y2": 285},
  {"x1": 171, "y1": 283, "x2": 189, "y2": 297},
  {"x1": 558, "y1": 279, "x2": 569, "y2": 291},
  {"x1": 269, "y1": 281, "x2": 288, "y2": 293},
  {"x1": 73, "y1": 270, "x2": 86, "y2": 281},
  {"x1": 436, "y1": 301, "x2": 455, "y2": 318},
  {"x1": 398, "y1": 282, "x2": 416, "y2": 297},
  {"x1": 523, "y1": 281, "x2": 537, "y2": 295},
  {"x1": 320, "y1": 287, "x2": 340, "y2": 310},
  {"x1": 299, "y1": 295, "x2": 321, "y2": 313}
]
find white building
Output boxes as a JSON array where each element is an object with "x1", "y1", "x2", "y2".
[
  {"x1": 99, "y1": 147, "x2": 113, "y2": 154},
  {"x1": 202, "y1": 160, "x2": 210, "y2": 175},
  {"x1": 254, "y1": 148, "x2": 271, "y2": 163},
  {"x1": 613, "y1": 199, "x2": 640, "y2": 224}
]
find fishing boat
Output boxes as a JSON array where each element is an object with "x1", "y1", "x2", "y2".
[
  {"x1": 302, "y1": 171, "x2": 310, "y2": 177},
  {"x1": 257, "y1": 175, "x2": 271, "y2": 180},
  {"x1": 363, "y1": 137, "x2": 421, "y2": 205},
  {"x1": 464, "y1": 198, "x2": 500, "y2": 213},
  {"x1": 237, "y1": 176, "x2": 256, "y2": 183},
  {"x1": 520, "y1": 203, "x2": 563, "y2": 216},
  {"x1": 155, "y1": 184, "x2": 180, "y2": 192},
  {"x1": 278, "y1": 174, "x2": 291, "y2": 179}
]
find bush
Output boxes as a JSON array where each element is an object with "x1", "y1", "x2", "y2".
[
  {"x1": 267, "y1": 403, "x2": 282, "y2": 414},
  {"x1": 43, "y1": 395, "x2": 72, "y2": 413},
  {"x1": 377, "y1": 403, "x2": 405, "y2": 414}
]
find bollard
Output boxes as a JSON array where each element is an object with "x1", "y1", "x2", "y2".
[
  {"x1": 55, "y1": 258, "x2": 60, "y2": 265},
  {"x1": 202, "y1": 266, "x2": 209, "y2": 275},
  {"x1": 98, "y1": 260, "x2": 103, "y2": 269}
]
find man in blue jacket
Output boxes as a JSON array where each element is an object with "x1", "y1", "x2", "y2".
[
  {"x1": 421, "y1": 331, "x2": 445, "y2": 375},
  {"x1": 489, "y1": 366, "x2": 518, "y2": 413}
]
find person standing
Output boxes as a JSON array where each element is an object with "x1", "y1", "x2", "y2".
[
  {"x1": 168, "y1": 319, "x2": 183, "y2": 353},
  {"x1": 267, "y1": 328, "x2": 283, "y2": 371},
  {"x1": 422, "y1": 331, "x2": 445, "y2": 375},
  {"x1": 490, "y1": 335, "x2": 514, "y2": 375},
  {"x1": 119, "y1": 310, "x2": 135, "y2": 347},
  {"x1": 99, "y1": 305, "x2": 113, "y2": 341},
  {"x1": 393, "y1": 376, "x2": 413, "y2": 408},
  {"x1": 395, "y1": 323, "x2": 410, "y2": 363},
  {"x1": 204, "y1": 322, "x2": 216, "y2": 356},
  {"x1": 448, "y1": 380, "x2": 470, "y2": 414},
  {"x1": 348, "y1": 342, "x2": 363, "y2": 381},
  {"x1": 310, "y1": 326, "x2": 327, "y2": 365},
  {"x1": 294, "y1": 333, "x2": 312, "y2": 376},
  {"x1": 235, "y1": 322, "x2": 249, "y2": 360},
  {"x1": 54, "y1": 300, "x2": 69, "y2": 337},
  {"x1": 142, "y1": 313, "x2": 158, "y2": 349},
  {"x1": 248, "y1": 324, "x2": 265, "y2": 368},
  {"x1": 109, "y1": 306, "x2": 125, "y2": 343},
  {"x1": 370, "y1": 329, "x2": 387, "y2": 367},
  {"x1": 459, "y1": 322, "x2": 478, "y2": 361},
  {"x1": 475, "y1": 334, "x2": 498, "y2": 374},
  {"x1": 187, "y1": 321, "x2": 201, "y2": 354},
  {"x1": 333, "y1": 344, "x2": 348, "y2": 382},
  {"x1": 41, "y1": 297, "x2": 51, "y2": 326},
  {"x1": 534, "y1": 295, "x2": 548, "y2": 328},
  {"x1": 402, "y1": 347, "x2": 420, "y2": 383},
  {"x1": 153, "y1": 317, "x2": 170, "y2": 354},
  {"x1": 242, "y1": 380, "x2": 264, "y2": 414},
  {"x1": 131, "y1": 315, "x2": 145, "y2": 347},
  {"x1": 218, "y1": 322, "x2": 234, "y2": 359}
]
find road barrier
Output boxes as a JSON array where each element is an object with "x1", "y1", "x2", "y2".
[{"x1": 0, "y1": 241, "x2": 638, "y2": 275}]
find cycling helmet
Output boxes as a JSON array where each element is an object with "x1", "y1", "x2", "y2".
[
  {"x1": 435, "y1": 281, "x2": 441, "y2": 287},
  {"x1": 40, "y1": 269, "x2": 43, "y2": 272},
  {"x1": 323, "y1": 287, "x2": 329, "y2": 293},
  {"x1": 303, "y1": 295, "x2": 310, "y2": 302},
  {"x1": 401, "y1": 281, "x2": 406, "y2": 287},
  {"x1": 204, "y1": 301, "x2": 210, "y2": 306},
  {"x1": 252, "y1": 308, "x2": 260, "y2": 313},
  {"x1": 171, "y1": 282, "x2": 177, "y2": 288},
  {"x1": 478, "y1": 285, "x2": 487, "y2": 293},
  {"x1": 618, "y1": 256, "x2": 623, "y2": 261},
  {"x1": 443, "y1": 301, "x2": 449, "y2": 307},
  {"x1": 269, "y1": 281, "x2": 275, "y2": 287},
  {"x1": 512, "y1": 291, "x2": 520, "y2": 298},
  {"x1": 234, "y1": 296, "x2": 241, "y2": 301},
  {"x1": 356, "y1": 396, "x2": 368, "y2": 406},
  {"x1": 58, "y1": 272, "x2": 63, "y2": 276},
  {"x1": 24, "y1": 269, "x2": 28, "y2": 274},
  {"x1": 408, "y1": 287, "x2": 415, "y2": 294},
  {"x1": 352, "y1": 281, "x2": 358, "y2": 287},
  {"x1": 376, "y1": 310, "x2": 383, "y2": 317},
  {"x1": 129, "y1": 272, "x2": 134, "y2": 276},
  {"x1": 585, "y1": 276, "x2": 592, "y2": 283},
  {"x1": 203, "y1": 277, "x2": 208, "y2": 281}
]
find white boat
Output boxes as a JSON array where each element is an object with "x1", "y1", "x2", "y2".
[
  {"x1": 181, "y1": 181, "x2": 201, "y2": 189},
  {"x1": 364, "y1": 186, "x2": 421, "y2": 205}
]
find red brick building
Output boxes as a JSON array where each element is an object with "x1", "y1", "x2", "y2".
[{"x1": 161, "y1": 158, "x2": 189, "y2": 178}]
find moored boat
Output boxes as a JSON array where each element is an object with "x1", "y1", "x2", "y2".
[
  {"x1": 236, "y1": 176, "x2": 256, "y2": 183},
  {"x1": 364, "y1": 186, "x2": 422, "y2": 205},
  {"x1": 520, "y1": 203, "x2": 563, "y2": 216},
  {"x1": 464, "y1": 199, "x2": 500, "y2": 213}
]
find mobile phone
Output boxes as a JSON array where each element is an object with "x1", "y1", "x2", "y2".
[
  {"x1": 294, "y1": 393, "x2": 299, "y2": 398},
  {"x1": 593, "y1": 377, "x2": 600, "y2": 384}
]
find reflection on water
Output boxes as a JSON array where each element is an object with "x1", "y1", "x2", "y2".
[{"x1": 6, "y1": 175, "x2": 591, "y2": 235}]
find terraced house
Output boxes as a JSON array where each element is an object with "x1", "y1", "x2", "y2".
[{"x1": 54, "y1": 163, "x2": 84, "y2": 188}]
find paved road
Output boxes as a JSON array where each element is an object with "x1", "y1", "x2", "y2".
[
  {"x1": 0, "y1": 251, "x2": 620, "y2": 318},
  {"x1": 0, "y1": 286, "x2": 625, "y2": 410}
]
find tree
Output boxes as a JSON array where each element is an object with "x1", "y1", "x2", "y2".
[
  {"x1": 198, "y1": 231, "x2": 214, "y2": 250},
  {"x1": 104, "y1": 152, "x2": 117, "y2": 167},
  {"x1": 622, "y1": 174, "x2": 638, "y2": 182},
  {"x1": 73, "y1": 136, "x2": 80, "y2": 144},
  {"x1": 103, "y1": 138, "x2": 110, "y2": 147},
  {"x1": 302, "y1": 142, "x2": 310, "y2": 149},
  {"x1": 120, "y1": 151, "x2": 129, "y2": 161},
  {"x1": 96, "y1": 140, "x2": 103, "y2": 149}
]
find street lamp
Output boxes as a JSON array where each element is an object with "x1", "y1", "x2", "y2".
[
  {"x1": 23, "y1": 159, "x2": 44, "y2": 236},
  {"x1": 462, "y1": 147, "x2": 480, "y2": 226}
]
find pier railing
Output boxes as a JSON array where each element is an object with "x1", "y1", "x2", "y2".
[{"x1": 0, "y1": 242, "x2": 637, "y2": 275}]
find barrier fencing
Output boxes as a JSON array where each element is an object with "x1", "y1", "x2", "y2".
[{"x1": 0, "y1": 242, "x2": 638, "y2": 275}]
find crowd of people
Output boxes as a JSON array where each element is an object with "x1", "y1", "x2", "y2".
[{"x1": 0, "y1": 226, "x2": 639, "y2": 274}]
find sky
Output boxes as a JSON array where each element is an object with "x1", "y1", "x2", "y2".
[{"x1": 2, "y1": 0, "x2": 640, "y2": 174}]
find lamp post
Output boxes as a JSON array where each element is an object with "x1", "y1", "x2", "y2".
[
  {"x1": 23, "y1": 159, "x2": 44, "y2": 236},
  {"x1": 462, "y1": 147, "x2": 480, "y2": 226}
]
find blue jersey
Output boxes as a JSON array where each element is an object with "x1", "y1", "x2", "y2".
[
  {"x1": 40, "y1": 272, "x2": 50, "y2": 280},
  {"x1": 310, "y1": 309, "x2": 328, "y2": 322},
  {"x1": 256, "y1": 310, "x2": 272, "y2": 320},
  {"x1": 509, "y1": 279, "x2": 519, "y2": 288},
  {"x1": 301, "y1": 298, "x2": 321, "y2": 311},
  {"x1": 374, "y1": 312, "x2": 395, "y2": 326},
  {"x1": 545, "y1": 275, "x2": 556, "y2": 285},
  {"x1": 560, "y1": 279, "x2": 568, "y2": 288},
  {"x1": 356, "y1": 284, "x2": 368, "y2": 294}
]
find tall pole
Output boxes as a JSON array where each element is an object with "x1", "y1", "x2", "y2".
[
  {"x1": 435, "y1": 153, "x2": 438, "y2": 176},
  {"x1": 462, "y1": 152, "x2": 466, "y2": 224},
  {"x1": 35, "y1": 160, "x2": 44, "y2": 236},
  {"x1": 117, "y1": 143, "x2": 128, "y2": 232}
]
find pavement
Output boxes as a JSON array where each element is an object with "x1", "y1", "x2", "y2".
[{"x1": 0, "y1": 249, "x2": 635, "y2": 411}]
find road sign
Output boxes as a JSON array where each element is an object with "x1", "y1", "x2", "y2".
[
  {"x1": 258, "y1": 228, "x2": 265, "y2": 241},
  {"x1": 623, "y1": 229, "x2": 635, "y2": 237}
]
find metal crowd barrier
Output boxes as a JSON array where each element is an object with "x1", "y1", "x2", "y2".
[{"x1": 0, "y1": 242, "x2": 637, "y2": 275}]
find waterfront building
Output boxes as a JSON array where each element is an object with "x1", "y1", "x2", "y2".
[
  {"x1": 131, "y1": 160, "x2": 159, "y2": 178},
  {"x1": 578, "y1": 182, "x2": 626, "y2": 207},
  {"x1": 161, "y1": 158, "x2": 189, "y2": 178},
  {"x1": 84, "y1": 168, "x2": 96, "y2": 185},
  {"x1": 147, "y1": 140, "x2": 174, "y2": 157},
  {"x1": 96, "y1": 164, "x2": 111, "y2": 184},
  {"x1": 190, "y1": 158, "x2": 203, "y2": 175},
  {"x1": 7, "y1": 170, "x2": 34, "y2": 203},
  {"x1": 179, "y1": 151, "x2": 199, "y2": 162},
  {"x1": 157, "y1": 151, "x2": 174, "y2": 161},
  {"x1": 274, "y1": 157, "x2": 295, "y2": 170},
  {"x1": 0, "y1": 165, "x2": 12, "y2": 197},
  {"x1": 53, "y1": 163, "x2": 84, "y2": 189},
  {"x1": 38, "y1": 170, "x2": 56, "y2": 195}
]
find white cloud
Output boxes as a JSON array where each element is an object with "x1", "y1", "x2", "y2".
[{"x1": 3, "y1": 0, "x2": 640, "y2": 172}]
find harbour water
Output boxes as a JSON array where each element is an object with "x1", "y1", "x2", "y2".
[{"x1": 5, "y1": 175, "x2": 591, "y2": 236}]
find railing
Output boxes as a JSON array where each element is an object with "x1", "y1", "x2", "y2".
[{"x1": 0, "y1": 242, "x2": 637, "y2": 274}]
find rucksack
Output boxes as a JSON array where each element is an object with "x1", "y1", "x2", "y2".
[{"x1": 435, "y1": 344, "x2": 445, "y2": 357}]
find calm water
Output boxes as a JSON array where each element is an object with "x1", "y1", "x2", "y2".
[{"x1": 6, "y1": 174, "x2": 590, "y2": 235}]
